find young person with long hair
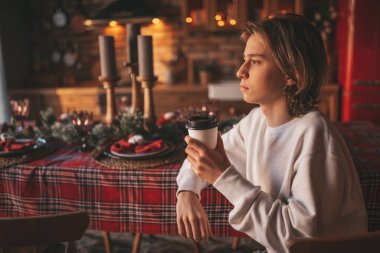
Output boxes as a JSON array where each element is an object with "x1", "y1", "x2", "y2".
[{"x1": 176, "y1": 14, "x2": 367, "y2": 253}]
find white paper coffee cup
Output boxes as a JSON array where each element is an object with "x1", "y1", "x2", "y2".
[{"x1": 186, "y1": 115, "x2": 219, "y2": 149}]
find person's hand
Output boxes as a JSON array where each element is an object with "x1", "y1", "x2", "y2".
[
  {"x1": 176, "y1": 191, "x2": 213, "y2": 241},
  {"x1": 185, "y1": 133, "x2": 231, "y2": 184}
]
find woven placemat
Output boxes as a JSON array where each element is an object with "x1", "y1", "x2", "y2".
[
  {"x1": 0, "y1": 144, "x2": 56, "y2": 169},
  {"x1": 95, "y1": 146, "x2": 186, "y2": 170}
]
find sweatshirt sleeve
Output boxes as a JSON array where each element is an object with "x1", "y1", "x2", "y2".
[
  {"x1": 213, "y1": 151, "x2": 365, "y2": 252},
  {"x1": 176, "y1": 158, "x2": 209, "y2": 199}
]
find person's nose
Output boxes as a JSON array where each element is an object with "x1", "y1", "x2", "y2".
[{"x1": 236, "y1": 62, "x2": 248, "y2": 79}]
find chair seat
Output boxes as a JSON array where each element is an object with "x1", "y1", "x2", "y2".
[
  {"x1": 288, "y1": 230, "x2": 380, "y2": 253},
  {"x1": 0, "y1": 211, "x2": 89, "y2": 253}
]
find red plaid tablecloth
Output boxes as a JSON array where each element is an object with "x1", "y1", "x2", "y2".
[
  {"x1": 0, "y1": 121, "x2": 379, "y2": 236},
  {"x1": 0, "y1": 145, "x2": 242, "y2": 236}
]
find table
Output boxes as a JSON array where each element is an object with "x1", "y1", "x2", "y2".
[
  {"x1": 0, "y1": 121, "x2": 380, "y2": 237},
  {"x1": 0, "y1": 145, "x2": 241, "y2": 237}
]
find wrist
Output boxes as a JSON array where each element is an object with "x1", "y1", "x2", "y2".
[
  {"x1": 215, "y1": 162, "x2": 230, "y2": 180},
  {"x1": 212, "y1": 164, "x2": 232, "y2": 185},
  {"x1": 177, "y1": 190, "x2": 198, "y2": 200}
]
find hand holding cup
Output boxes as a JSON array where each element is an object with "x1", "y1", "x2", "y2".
[{"x1": 185, "y1": 115, "x2": 231, "y2": 184}]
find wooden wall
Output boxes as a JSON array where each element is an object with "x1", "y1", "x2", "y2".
[{"x1": 25, "y1": 0, "x2": 243, "y2": 88}]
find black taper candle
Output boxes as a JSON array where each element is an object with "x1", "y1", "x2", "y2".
[
  {"x1": 137, "y1": 35, "x2": 154, "y2": 80},
  {"x1": 126, "y1": 24, "x2": 141, "y2": 65},
  {"x1": 98, "y1": 35, "x2": 117, "y2": 80}
]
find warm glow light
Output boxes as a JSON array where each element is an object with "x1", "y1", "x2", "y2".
[
  {"x1": 84, "y1": 19, "x2": 93, "y2": 26},
  {"x1": 217, "y1": 20, "x2": 225, "y2": 27},
  {"x1": 215, "y1": 14, "x2": 222, "y2": 21},
  {"x1": 229, "y1": 19, "x2": 237, "y2": 25},
  {"x1": 152, "y1": 18, "x2": 161, "y2": 24},
  {"x1": 279, "y1": 9, "x2": 290, "y2": 14},
  {"x1": 185, "y1": 17, "x2": 193, "y2": 23},
  {"x1": 104, "y1": 24, "x2": 124, "y2": 36},
  {"x1": 108, "y1": 20, "x2": 118, "y2": 27}
]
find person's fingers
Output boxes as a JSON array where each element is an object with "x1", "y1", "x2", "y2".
[
  {"x1": 198, "y1": 216, "x2": 208, "y2": 241},
  {"x1": 187, "y1": 156, "x2": 201, "y2": 177},
  {"x1": 183, "y1": 218, "x2": 193, "y2": 239},
  {"x1": 187, "y1": 152, "x2": 208, "y2": 168},
  {"x1": 189, "y1": 216, "x2": 201, "y2": 242},
  {"x1": 186, "y1": 156, "x2": 196, "y2": 168},
  {"x1": 185, "y1": 145, "x2": 199, "y2": 157},
  {"x1": 185, "y1": 136, "x2": 207, "y2": 152},
  {"x1": 177, "y1": 217, "x2": 185, "y2": 237},
  {"x1": 187, "y1": 155, "x2": 211, "y2": 177},
  {"x1": 206, "y1": 216, "x2": 213, "y2": 238}
]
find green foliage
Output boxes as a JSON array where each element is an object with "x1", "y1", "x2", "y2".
[
  {"x1": 157, "y1": 122, "x2": 187, "y2": 147},
  {"x1": 35, "y1": 108, "x2": 80, "y2": 144},
  {"x1": 118, "y1": 111, "x2": 145, "y2": 137},
  {"x1": 0, "y1": 118, "x2": 35, "y2": 138},
  {"x1": 6, "y1": 107, "x2": 245, "y2": 153}
]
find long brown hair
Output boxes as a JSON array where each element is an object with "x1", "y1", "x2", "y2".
[{"x1": 241, "y1": 14, "x2": 328, "y2": 116}]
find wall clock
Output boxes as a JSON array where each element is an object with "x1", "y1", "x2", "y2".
[{"x1": 51, "y1": 0, "x2": 69, "y2": 28}]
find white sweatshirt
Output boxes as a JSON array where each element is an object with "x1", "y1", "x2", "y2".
[{"x1": 177, "y1": 108, "x2": 368, "y2": 253}]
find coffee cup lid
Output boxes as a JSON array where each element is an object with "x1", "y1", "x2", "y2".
[{"x1": 185, "y1": 115, "x2": 219, "y2": 130}]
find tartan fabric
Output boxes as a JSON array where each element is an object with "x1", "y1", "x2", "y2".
[
  {"x1": 0, "y1": 121, "x2": 379, "y2": 236},
  {"x1": 0, "y1": 146, "x2": 242, "y2": 236},
  {"x1": 335, "y1": 121, "x2": 380, "y2": 231}
]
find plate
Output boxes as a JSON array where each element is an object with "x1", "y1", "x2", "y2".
[
  {"x1": 0, "y1": 138, "x2": 47, "y2": 157},
  {"x1": 106, "y1": 141, "x2": 175, "y2": 160},
  {"x1": 110, "y1": 142, "x2": 168, "y2": 158}
]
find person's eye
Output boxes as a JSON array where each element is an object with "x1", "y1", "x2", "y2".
[{"x1": 250, "y1": 60, "x2": 260, "y2": 66}]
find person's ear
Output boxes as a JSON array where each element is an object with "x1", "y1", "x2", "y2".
[{"x1": 284, "y1": 76, "x2": 296, "y2": 87}]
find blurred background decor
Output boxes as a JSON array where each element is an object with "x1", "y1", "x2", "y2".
[{"x1": 0, "y1": 0, "x2": 379, "y2": 125}]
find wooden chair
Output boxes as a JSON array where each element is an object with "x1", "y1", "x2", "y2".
[
  {"x1": 0, "y1": 211, "x2": 89, "y2": 253},
  {"x1": 288, "y1": 230, "x2": 380, "y2": 253}
]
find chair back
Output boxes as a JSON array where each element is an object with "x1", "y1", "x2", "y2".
[
  {"x1": 0, "y1": 211, "x2": 89, "y2": 250},
  {"x1": 288, "y1": 230, "x2": 380, "y2": 253}
]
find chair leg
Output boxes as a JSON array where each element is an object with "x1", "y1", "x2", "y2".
[
  {"x1": 102, "y1": 231, "x2": 113, "y2": 253},
  {"x1": 132, "y1": 233, "x2": 142, "y2": 253},
  {"x1": 231, "y1": 237, "x2": 240, "y2": 250}
]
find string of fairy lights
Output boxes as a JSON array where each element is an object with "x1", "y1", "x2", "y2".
[{"x1": 185, "y1": 13, "x2": 237, "y2": 27}]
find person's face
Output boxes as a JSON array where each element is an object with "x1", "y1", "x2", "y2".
[{"x1": 237, "y1": 33, "x2": 287, "y2": 105}]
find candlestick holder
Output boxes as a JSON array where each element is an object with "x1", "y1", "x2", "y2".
[
  {"x1": 10, "y1": 99, "x2": 30, "y2": 131},
  {"x1": 98, "y1": 76, "x2": 120, "y2": 126},
  {"x1": 124, "y1": 62, "x2": 142, "y2": 115},
  {"x1": 71, "y1": 110, "x2": 93, "y2": 151},
  {"x1": 136, "y1": 76, "x2": 158, "y2": 131}
]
